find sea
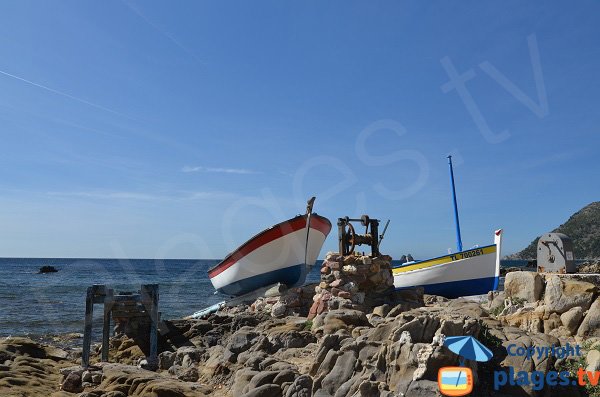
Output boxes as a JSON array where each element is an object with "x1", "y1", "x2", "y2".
[{"x1": 0, "y1": 258, "x2": 529, "y2": 339}]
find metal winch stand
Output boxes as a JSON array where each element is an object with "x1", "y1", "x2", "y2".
[{"x1": 81, "y1": 284, "x2": 159, "y2": 369}]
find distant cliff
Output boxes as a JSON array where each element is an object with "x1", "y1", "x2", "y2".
[{"x1": 508, "y1": 201, "x2": 600, "y2": 259}]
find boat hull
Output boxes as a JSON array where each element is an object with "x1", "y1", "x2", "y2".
[
  {"x1": 208, "y1": 213, "x2": 331, "y2": 296},
  {"x1": 392, "y1": 230, "x2": 503, "y2": 298}
]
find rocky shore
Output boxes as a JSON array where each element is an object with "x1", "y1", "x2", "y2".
[{"x1": 2, "y1": 269, "x2": 600, "y2": 397}]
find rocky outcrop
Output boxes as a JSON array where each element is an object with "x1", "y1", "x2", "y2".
[
  {"x1": 578, "y1": 260, "x2": 600, "y2": 274},
  {"x1": 4, "y1": 270, "x2": 600, "y2": 397},
  {"x1": 0, "y1": 337, "x2": 72, "y2": 396},
  {"x1": 496, "y1": 271, "x2": 600, "y2": 339},
  {"x1": 509, "y1": 201, "x2": 600, "y2": 259}
]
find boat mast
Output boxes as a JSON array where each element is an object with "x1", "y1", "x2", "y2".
[{"x1": 447, "y1": 156, "x2": 463, "y2": 252}]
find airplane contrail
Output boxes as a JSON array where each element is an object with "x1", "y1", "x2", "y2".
[
  {"x1": 122, "y1": 0, "x2": 204, "y2": 64},
  {"x1": 0, "y1": 69, "x2": 128, "y2": 117}
]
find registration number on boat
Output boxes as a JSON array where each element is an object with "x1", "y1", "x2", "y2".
[{"x1": 451, "y1": 248, "x2": 484, "y2": 261}]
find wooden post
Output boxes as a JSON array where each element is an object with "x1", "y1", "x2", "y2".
[
  {"x1": 81, "y1": 286, "x2": 94, "y2": 368},
  {"x1": 141, "y1": 284, "x2": 159, "y2": 369},
  {"x1": 101, "y1": 288, "x2": 114, "y2": 362},
  {"x1": 82, "y1": 285, "x2": 106, "y2": 368}
]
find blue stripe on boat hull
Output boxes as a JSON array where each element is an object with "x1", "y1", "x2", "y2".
[
  {"x1": 217, "y1": 264, "x2": 306, "y2": 296},
  {"x1": 396, "y1": 276, "x2": 499, "y2": 299}
]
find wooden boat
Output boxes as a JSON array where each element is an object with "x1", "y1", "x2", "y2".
[
  {"x1": 207, "y1": 198, "x2": 332, "y2": 296},
  {"x1": 392, "y1": 229, "x2": 503, "y2": 298},
  {"x1": 392, "y1": 156, "x2": 503, "y2": 298}
]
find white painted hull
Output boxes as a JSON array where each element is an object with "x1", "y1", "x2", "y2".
[
  {"x1": 393, "y1": 230, "x2": 503, "y2": 298},
  {"x1": 208, "y1": 214, "x2": 331, "y2": 296}
]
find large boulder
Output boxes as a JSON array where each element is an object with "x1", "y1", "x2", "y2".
[
  {"x1": 560, "y1": 306, "x2": 584, "y2": 335},
  {"x1": 504, "y1": 271, "x2": 544, "y2": 302},
  {"x1": 227, "y1": 327, "x2": 260, "y2": 355},
  {"x1": 321, "y1": 309, "x2": 369, "y2": 334},
  {"x1": 319, "y1": 350, "x2": 357, "y2": 395},
  {"x1": 577, "y1": 297, "x2": 600, "y2": 337},
  {"x1": 544, "y1": 276, "x2": 596, "y2": 314}
]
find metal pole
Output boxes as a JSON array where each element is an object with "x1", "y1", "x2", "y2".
[{"x1": 447, "y1": 156, "x2": 463, "y2": 253}]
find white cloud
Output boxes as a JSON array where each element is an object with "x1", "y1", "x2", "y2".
[{"x1": 181, "y1": 166, "x2": 259, "y2": 174}]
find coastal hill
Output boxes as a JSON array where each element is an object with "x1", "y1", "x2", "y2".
[{"x1": 509, "y1": 201, "x2": 600, "y2": 259}]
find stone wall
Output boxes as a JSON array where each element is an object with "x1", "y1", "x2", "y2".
[{"x1": 308, "y1": 252, "x2": 395, "y2": 319}]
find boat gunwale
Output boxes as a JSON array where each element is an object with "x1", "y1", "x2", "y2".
[{"x1": 391, "y1": 243, "x2": 496, "y2": 270}]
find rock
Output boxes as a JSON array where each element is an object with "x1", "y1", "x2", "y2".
[
  {"x1": 543, "y1": 312, "x2": 562, "y2": 333},
  {"x1": 578, "y1": 261, "x2": 600, "y2": 274},
  {"x1": 82, "y1": 370, "x2": 93, "y2": 383},
  {"x1": 158, "y1": 351, "x2": 175, "y2": 370},
  {"x1": 342, "y1": 265, "x2": 357, "y2": 274},
  {"x1": 561, "y1": 307, "x2": 584, "y2": 335},
  {"x1": 197, "y1": 345, "x2": 226, "y2": 382},
  {"x1": 38, "y1": 265, "x2": 58, "y2": 273},
  {"x1": 329, "y1": 279, "x2": 342, "y2": 288},
  {"x1": 586, "y1": 350, "x2": 600, "y2": 372},
  {"x1": 322, "y1": 309, "x2": 369, "y2": 334},
  {"x1": 273, "y1": 369, "x2": 297, "y2": 385},
  {"x1": 544, "y1": 276, "x2": 596, "y2": 314},
  {"x1": 284, "y1": 374, "x2": 312, "y2": 397},
  {"x1": 240, "y1": 384, "x2": 283, "y2": 397},
  {"x1": 245, "y1": 371, "x2": 280, "y2": 391},
  {"x1": 227, "y1": 327, "x2": 260, "y2": 354},
  {"x1": 488, "y1": 291, "x2": 506, "y2": 314},
  {"x1": 319, "y1": 350, "x2": 357, "y2": 395},
  {"x1": 266, "y1": 283, "x2": 288, "y2": 297},
  {"x1": 342, "y1": 282, "x2": 358, "y2": 293},
  {"x1": 372, "y1": 304, "x2": 390, "y2": 317},
  {"x1": 272, "y1": 301, "x2": 288, "y2": 318},
  {"x1": 174, "y1": 346, "x2": 204, "y2": 367},
  {"x1": 98, "y1": 363, "x2": 212, "y2": 396},
  {"x1": 405, "y1": 380, "x2": 441, "y2": 396},
  {"x1": 233, "y1": 368, "x2": 260, "y2": 396},
  {"x1": 177, "y1": 367, "x2": 199, "y2": 382},
  {"x1": 578, "y1": 298, "x2": 600, "y2": 337},
  {"x1": 61, "y1": 372, "x2": 83, "y2": 393},
  {"x1": 60, "y1": 365, "x2": 84, "y2": 377},
  {"x1": 412, "y1": 344, "x2": 455, "y2": 381},
  {"x1": 501, "y1": 307, "x2": 544, "y2": 333},
  {"x1": 504, "y1": 271, "x2": 543, "y2": 302},
  {"x1": 91, "y1": 373, "x2": 103, "y2": 383}
]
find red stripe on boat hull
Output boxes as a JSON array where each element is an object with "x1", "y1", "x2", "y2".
[{"x1": 208, "y1": 214, "x2": 331, "y2": 279}]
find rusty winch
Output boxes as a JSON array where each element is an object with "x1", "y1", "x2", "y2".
[{"x1": 337, "y1": 215, "x2": 389, "y2": 257}]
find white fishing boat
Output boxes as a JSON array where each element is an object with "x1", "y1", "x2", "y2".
[
  {"x1": 392, "y1": 156, "x2": 503, "y2": 298},
  {"x1": 392, "y1": 229, "x2": 503, "y2": 298},
  {"x1": 208, "y1": 198, "x2": 332, "y2": 296}
]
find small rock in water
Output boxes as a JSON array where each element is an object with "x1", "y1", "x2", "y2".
[{"x1": 38, "y1": 265, "x2": 58, "y2": 274}]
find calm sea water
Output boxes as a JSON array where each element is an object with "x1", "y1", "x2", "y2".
[{"x1": 0, "y1": 258, "x2": 527, "y2": 338}]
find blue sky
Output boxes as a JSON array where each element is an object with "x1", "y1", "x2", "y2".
[{"x1": 0, "y1": 1, "x2": 598, "y2": 259}]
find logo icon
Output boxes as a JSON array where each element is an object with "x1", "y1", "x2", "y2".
[
  {"x1": 438, "y1": 366, "x2": 473, "y2": 396},
  {"x1": 438, "y1": 335, "x2": 493, "y2": 396}
]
